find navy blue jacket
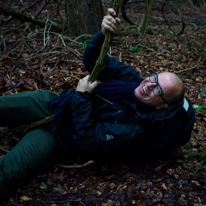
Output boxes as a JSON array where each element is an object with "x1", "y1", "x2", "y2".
[{"x1": 61, "y1": 31, "x2": 195, "y2": 159}]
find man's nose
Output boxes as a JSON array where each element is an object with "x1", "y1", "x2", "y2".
[{"x1": 147, "y1": 81, "x2": 157, "y2": 90}]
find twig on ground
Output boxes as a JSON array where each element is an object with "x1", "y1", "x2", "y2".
[
  {"x1": 74, "y1": 34, "x2": 92, "y2": 42},
  {"x1": 174, "y1": 66, "x2": 204, "y2": 74},
  {"x1": 22, "y1": 0, "x2": 42, "y2": 14},
  {"x1": 70, "y1": 74, "x2": 80, "y2": 80},
  {"x1": 24, "y1": 0, "x2": 51, "y2": 32},
  {"x1": 0, "y1": 3, "x2": 65, "y2": 32},
  {"x1": 175, "y1": 57, "x2": 204, "y2": 74},
  {"x1": 44, "y1": 56, "x2": 61, "y2": 79},
  {"x1": 0, "y1": 147, "x2": 9, "y2": 153},
  {"x1": 55, "y1": 160, "x2": 94, "y2": 169}
]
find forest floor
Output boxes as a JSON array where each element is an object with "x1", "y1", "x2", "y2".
[{"x1": 0, "y1": 1, "x2": 206, "y2": 205}]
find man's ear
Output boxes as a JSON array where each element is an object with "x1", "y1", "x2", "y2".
[{"x1": 156, "y1": 103, "x2": 168, "y2": 110}]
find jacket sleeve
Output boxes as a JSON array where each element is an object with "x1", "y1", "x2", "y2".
[
  {"x1": 70, "y1": 91, "x2": 147, "y2": 153},
  {"x1": 139, "y1": 99, "x2": 195, "y2": 160},
  {"x1": 83, "y1": 31, "x2": 144, "y2": 83}
]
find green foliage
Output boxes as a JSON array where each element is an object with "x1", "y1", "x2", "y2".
[
  {"x1": 119, "y1": 30, "x2": 126, "y2": 34},
  {"x1": 198, "y1": 102, "x2": 206, "y2": 114},
  {"x1": 129, "y1": 44, "x2": 144, "y2": 54},
  {"x1": 79, "y1": 39, "x2": 90, "y2": 49},
  {"x1": 163, "y1": 28, "x2": 168, "y2": 35},
  {"x1": 191, "y1": 151, "x2": 206, "y2": 172},
  {"x1": 188, "y1": 23, "x2": 198, "y2": 31},
  {"x1": 193, "y1": 90, "x2": 206, "y2": 114},
  {"x1": 130, "y1": 44, "x2": 143, "y2": 51},
  {"x1": 191, "y1": 151, "x2": 202, "y2": 157},
  {"x1": 171, "y1": 28, "x2": 179, "y2": 34},
  {"x1": 204, "y1": 48, "x2": 206, "y2": 57}
]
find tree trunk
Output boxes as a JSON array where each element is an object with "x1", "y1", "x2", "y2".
[
  {"x1": 138, "y1": 0, "x2": 153, "y2": 35},
  {"x1": 65, "y1": 0, "x2": 104, "y2": 36},
  {"x1": 192, "y1": 0, "x2": 200, "y2": 7}
]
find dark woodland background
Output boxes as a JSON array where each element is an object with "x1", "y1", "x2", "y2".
[{"x1": 0, "y1": 0, "x2": 206, "y2": 205}]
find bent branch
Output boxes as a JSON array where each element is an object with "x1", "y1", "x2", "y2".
[{"x1": 0, "y1": 4, "x2": 66, "y2": 32}]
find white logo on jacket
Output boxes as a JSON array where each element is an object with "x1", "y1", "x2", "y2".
[{"x1": 106, "y1": 134, "x2": 114, "y2": 141}]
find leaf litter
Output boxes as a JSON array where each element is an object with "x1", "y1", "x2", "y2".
[{"x1": 0, "y1": 1, "x2": 206, "y2": 205}]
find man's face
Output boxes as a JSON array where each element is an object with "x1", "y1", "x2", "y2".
[{"x1": 134, "y1": 73, "x2": 175, "y2": 108}]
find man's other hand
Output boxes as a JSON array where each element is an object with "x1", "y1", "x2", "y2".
[
  {"x1": 101, "y1": 8, "x2": 121, "y2": 36},
  {"x1": 76, "y1": 75, "x2": 98, "y2": 93}
]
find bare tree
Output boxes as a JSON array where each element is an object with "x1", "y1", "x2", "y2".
[
  {"x1": 65, "y1": 0, "x2": 104, "y2": 36},
  {"x1": 138, "y1": 0, "x2": 154, "y2": 35},
  {"x1": 0, "y1": 0, "x2": 104, "y2": 35}
]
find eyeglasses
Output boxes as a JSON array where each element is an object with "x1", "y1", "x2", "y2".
[{"x1": 149, "y1": 72, "x2": 169, "y2": 105}]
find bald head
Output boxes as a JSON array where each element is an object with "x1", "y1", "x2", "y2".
[{"x1": 158, "y1": 72, "x2": 185, "y2": 105}]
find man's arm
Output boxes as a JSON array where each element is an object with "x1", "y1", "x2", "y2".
[
  {"x1": 70, "y1": 76, "x2": 147, "y2": 153},
  {"x1": 70, "y1": 91, "x2": 147, "y2": 153},
  {"x1": 83, "y1": 8, "x2": 144, "y2": 83}
]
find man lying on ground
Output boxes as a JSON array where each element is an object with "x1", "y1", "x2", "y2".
[{"x1": 0, "y1": 8, "x2": 195, "y2": 200}]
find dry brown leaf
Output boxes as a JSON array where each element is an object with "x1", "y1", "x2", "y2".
[
  {"x1": 40, "y1": 182, "x2": 47, "y2": 190},
  {"x1": 155, "y1": 166, "x2": 162, "y2": 172},
  {"x1": 176, "y1": 166, "x2": 183, "y2": 174},
  {"x1": 174, "y1": 174, "x2": 179, "y2": 179},
  {"x1": 166, "y1": 169, "x2": 175, "y2": 175},
  {"x1": 161, "y1": 183, "x2": 167, "y2": 190},
  {"x1": 52, "y1": 185, "x2": 66, "y2": 195},
  {"x1": 109, "y1": 183, "x2": 116, "y2": 189},
  {"x1": 191, "y1": 180, "x2": 200, "y2": 186},
  {"x1": 136, "y1": 199, "x2": 146, "y2": 206},
  {"x1": 20, "y1": 195, "x2": 32, "y2": 201}
]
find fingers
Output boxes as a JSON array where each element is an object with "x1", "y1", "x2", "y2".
[
  {"x1": 101, "y1": 8, "x2": 121, "y2": 35},
  {"x1": 76, "y1": 75, "x2": 98, "y2": 93},
  {"x1": 101, "y1": 15, "x2": 121, "y2": 34},
  {"x1": 107, "y1": 8, "x2": 116, "y2": 16},
  {"x1": 91, "y1": 80, "x2": 98, "y2": 87},
  {"x1": 102, "y1": 17, "x2": 117, "y2": 33},
  {"x1": 115, "y1": 17, "x2": 121, "y2": 26}
]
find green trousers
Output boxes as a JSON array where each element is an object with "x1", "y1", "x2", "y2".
[{"x1": 0, "y1": 90, "x2": 64, "y2": 199}]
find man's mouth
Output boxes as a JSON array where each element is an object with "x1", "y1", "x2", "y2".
[{"x1": 142, "y1": 85, "x2": 147, "y2": 95}]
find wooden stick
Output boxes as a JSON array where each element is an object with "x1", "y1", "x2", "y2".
[
  {"x1": 55, "y1": 160, "x2": 94, "y2": 169},
  {"x1": 0, "y1": 147, "x2": 9, "y2": 153},
  {"x1": 174, "y1": 65, "x2": 205, "y2": 74}
]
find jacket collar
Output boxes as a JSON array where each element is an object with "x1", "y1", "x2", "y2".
[{"x1": 122, "y1": 98, "x2": 190, "y2": 123}]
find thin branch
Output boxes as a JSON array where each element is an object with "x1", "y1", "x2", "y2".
[
  {"x1": 22, "y1": 0, "x2": 42, "y2": 14},
  {"x1": 55, "y1": 160, "x2": 94, "y2": 169},
  {"x1": 44, "y1": 56, "x2": 61, "y2": 79},
  {"x1": 24, "y1": 0, "x2": 51, "y2": 32},
  {"x1": 0, "y1": 147, "x2": 9, "y2": 153},
  {"x1": 0, "y1": 4, "x2": 66, "y2": 32},
  {"x1": 174, "y1": 65, "x2": 205, "y2": 74}
]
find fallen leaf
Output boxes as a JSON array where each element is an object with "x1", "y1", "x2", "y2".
[
  {"x1": 155, "y1": 166, "x2": 162, "y2": 171},
  {"x1": 136, "y1": 199, "x2": 146, "y2": 206},
  {"x1": 183, "y1": 163, "x2": 193, "y2": 169},
  {"x1": 191, "y1": 180, "x2": 200, "y2": 186},
  {"x1": 52, "y1": 185, "x2": 67, "y2": 195},
  {"x1": 109, "y1": 183, "x2": 116, "y2": 189},
  {"x1": 20, "y1": 195, "x2": 32, "y2": 201},
  {"x1": 177, "y1": 159, "x2": 183, "y2": 163},
  {"x1": 174, "y1": 174, "x2": 179, "y2": 179},
  {"x1": 96, "y1": 191, "x2": 102, "y2": 196},
  {"x1": 161, "y1": 183, "x2": 167, "y2": 190},
  {"x1": 166, "y1": 169, "x2": 175, "y2": 175},
  {"x1": 40, "y1": 182, "x2": 47, "y2": 190},
  {"x1": 176, "y1": 166, "x2": 183, "y2": 174}
]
